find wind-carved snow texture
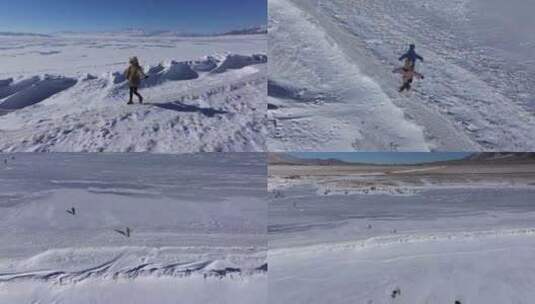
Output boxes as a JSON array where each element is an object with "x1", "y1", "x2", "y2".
[
  {"x1": 0, "y1": 153, "x2": 267, "y2": 304},
  {"x1": 268, "y1": 0, "x2": 428, "y2": 152},
  {"x1": 269, "y1": 161, "x2": 535, "y2": 303},
  {"x1": 268, "y1": 0, "x2": 535, "y2": 152},
  {"x1": 0, "y1": 75, "x2": 77, "y2": 111},
  {"x1": 0, "y1": 34, "x2": 267, "y2": 152},
  {"x1": 0, "y1": 252, "x2": 268, "y2": 284}
]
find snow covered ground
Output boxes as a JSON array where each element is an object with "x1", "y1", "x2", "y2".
[
  {"x1": 0, "y1": 153, "x2": 267, "y2": 304},
  {"x1": 0, "y1": 33, "x2": 266, "y2": 152},
  {"x1": 269, "y1": 162, "x2": 535, "y2": 303},
  {"x1": 268, "y1": 0, "x2": 535, "y2": 151}
]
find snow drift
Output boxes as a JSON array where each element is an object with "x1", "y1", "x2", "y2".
[
  {"x1": 0, "y1": 75, "x2": 77, "y2": 110},
  {"x1": 268, "y1": 0, "x2": 535, "y2": 151},
  {"x1": 0, "y1": 33, "x2": 267, "y2": 152},
  {"x1": 213, "y1": 54, "x2": 268, "y2": 73}
]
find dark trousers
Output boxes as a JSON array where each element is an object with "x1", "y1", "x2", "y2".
[
  {"x1": 399, "y1": 79, "x2": 413, "y2": 92},
  {"x1": 129, "y1": 87, "x2": 143, "y2": 103}
]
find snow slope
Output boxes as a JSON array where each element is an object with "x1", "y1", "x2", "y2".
[
  {"x1": 0, "y1": 153, "x2": 267, "y2": 304},
  {"x1": 269, "y1": 166, "x2": 535, "y2": 303},
  {"x1": 271, "y1": 230, "x2": 535, "y2": 304},
  {"x1": 0, "y1": 33, "x2": 267, "y2": 152},
  {"x1": 268, "y1": 0, "x2": 535, "y2": 151}
]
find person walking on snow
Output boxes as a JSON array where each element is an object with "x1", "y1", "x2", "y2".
[
  {"x1": 124, "y1": 56, "x2": 148, "y2": 105},
  {"x1": 393, "y1": 59, "x2": 424, "y2": 92},
  {"x1": 398, "y1": 44, "x2": 424, "y2": 68}
]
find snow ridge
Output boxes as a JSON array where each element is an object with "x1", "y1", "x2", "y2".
[
  {"x1": 0, "y1": 257, "x2": 267, "y2": 284},
  {"x1": 268, "y1": 0, "x2": 429, "y2": 151},
  {"x1": 270, "y1": 227, "x2": 535, "y2": 256},
  {"x1": 0, "y1": 245, "x2": 268, "y2": 285},
  {"x1": 0, "y1": 53, "x2": 267, "y2": 152}
]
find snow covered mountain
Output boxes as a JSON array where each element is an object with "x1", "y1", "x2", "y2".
[
  {"x1": 463, "y1": 152, "x2": 535, "y2": 162},
  {"x1": 221, "y1": 26, "x2": 268, "y2": 36},
  {"x1": 0, "y1": 153, "x2": 267, "y2": 304},
  {"x1": 268, "y1": 0, "x2": 535, "y2": 152},
  {"x1": 267, "y1": 153, "x2": 354, "y2": 166},
  {"x1": 0, "y1": 33, "x2": 267, "y2": 152}
]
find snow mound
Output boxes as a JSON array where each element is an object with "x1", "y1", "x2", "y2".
[
  {"x1": 268, "y1": 79, "x2": 338, "y2": 103},
  {"x1": 0, "y1": 76, "x2": 40, "y2": 99},
  {"x1": 212, "y1": 54, "x2": 267, "y2": 73},
  {"x1": 142, "y1": 60, "x2": 199, "y2": 86},
  {"x1": 110, "y1": 54, "x2": 266, "y2": 87},
  {"x1": 0, "y1": 78, "x2": 13, "y2": 87},
  {"x1": 164, "y1": 61, "x2": 198, "y2": 80},
  {"x1": 190, "y1": 56, "x2": 219, "y2": 72},
  {"x1": 0, "y1": 75, "x2": 77, "y2": 111}
]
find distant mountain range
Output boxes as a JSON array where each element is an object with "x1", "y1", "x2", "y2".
[
  {"x1": 220, "y1": 26, "x2": 267, "y2": 36},
  {"x1": 268, "y1": 154, "x2": 357, "y2": 166},
  {"x1": 462, "y1": 152, "x2": 535, "y2": 162},
  {"x1": 269, "y1": 153, "x2": 535, "y2": 166},
  {"x1": 0, "y1": 31, "x2": 51, "y2": 37},
  {"x1": 0, "y1": 26, "x2": 266, "y2": 38},
  {"x1": 54, "y1": 26, "x2": 267, "y2": 38}
]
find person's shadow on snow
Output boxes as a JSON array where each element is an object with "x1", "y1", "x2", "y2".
[{"x1": 148, "y1": 101, "x2": 228, "y2": 118}]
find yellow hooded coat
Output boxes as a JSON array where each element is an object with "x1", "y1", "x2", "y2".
[{"x1": 124, "y1": 58, "x2": 146, "y2": 88}]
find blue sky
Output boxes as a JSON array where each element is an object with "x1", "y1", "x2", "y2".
[
  {"x1": 289, "y1": 152, "x2": 472, "y2": 165},
  {"x1": 0, "y1": 0, "x2": 266, "y2": 34}
]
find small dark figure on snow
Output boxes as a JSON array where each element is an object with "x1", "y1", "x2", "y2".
[
  {"x1": 399, "y1": 44, "x2": 424, "y2": 68},
  {"x1": 114, "y1": 227, "x2": 132, "y2": 238},
  {"x1": 391, "y1": 287, "x2": 401, "y2": 298},
  {"x1": 66, "y1": 207, "x2": 76, "y2": 215},
  {"x1": 393, "y1": 59, "x2": 424, "y2": 92},
  {"x1": 124, "y1": 57, "x2": 148, "y2": 105}
]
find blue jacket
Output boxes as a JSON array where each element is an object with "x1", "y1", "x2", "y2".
[{"x1": 399, "y1": 49, "x2": 423, "y2": 63}]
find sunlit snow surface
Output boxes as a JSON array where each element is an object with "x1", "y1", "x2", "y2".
[
  {"x1": 0, "y1": 153, "x2": 267, "y2": 304},
  {"x1": 0, "y1": 33, "x2": 267, "y2": 152},
  {"x1": 268, "y1": 0, "x2": 535, "y2": 151},
  {"x1": 269, "y1": 164, "x2": 535, "y2": 304}
]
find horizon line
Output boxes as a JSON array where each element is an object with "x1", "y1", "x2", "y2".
[{"x1": 0, "y1": 24, "x2": 268, "y2": 36}]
